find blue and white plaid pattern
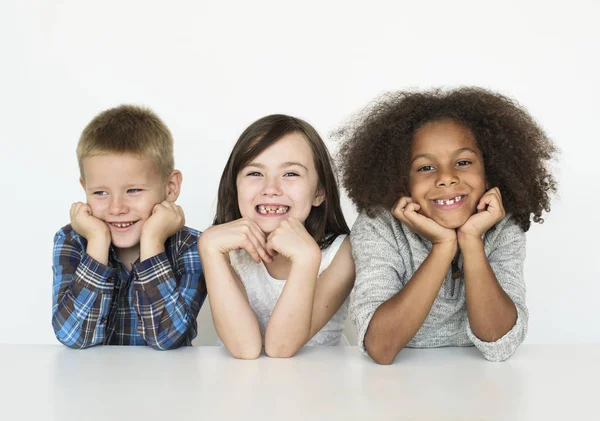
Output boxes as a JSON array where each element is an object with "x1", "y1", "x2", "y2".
[{"x1": 52, "y1": 225, "x2": 206, "y2": 349}]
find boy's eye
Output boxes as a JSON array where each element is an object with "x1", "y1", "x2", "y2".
[
  {"x1": 417, "y1": 165, "x2": 435, "y2": 172},
  {"x1": 456, "y1": 160, "x2": 472, "y2": 167},
  {"x1": 93, "y1": 191, "x2": 108, "y2": 196},
  {"x1": 127, "y1": 188, "x2": 142, "y2": 193}
]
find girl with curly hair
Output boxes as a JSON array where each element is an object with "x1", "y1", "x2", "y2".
[
  {"x1": 199, "y1": 114, "x2": 354, "y2": 359},
  {"x1": 337, "y1": 87, "x2": 557, "y2": 364}
]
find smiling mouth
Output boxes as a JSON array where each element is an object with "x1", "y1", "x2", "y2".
[
  {"x1": 432, "y1": 195, "x2": 465, "y2": 206},
  {"x1": 256, "y1": 205, "x2": 289, "y2": 215},
  {"x1": 108, "y1": 221, "x2": 137, "y2": 229}
]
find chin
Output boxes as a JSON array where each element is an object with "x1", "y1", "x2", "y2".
[
  {"x1": 433, "y1": 215, "x2": 471, "y2": 230},
  {"x1": 111, "y1": 237, "x2": 141, "y2": 250}
]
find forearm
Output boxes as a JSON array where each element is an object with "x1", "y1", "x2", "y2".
[
  {"x1": 364, "y1": 242, "x2": 455, "y2": 364},
  {"x1": 264, "y1": 258, "x2": 320, "y2": 358},
  {"x1": 52, "y1": 255, "x2": 115, "y2": 349},
  {"x1": 132, "y1": 253, "x2": 203, "y2": 350},
  {"x1": 140, "y1": 237, "x2": 166, "y2": 262},
  {"x1": 460, "y1": 237, "x2": 517, "y2": 342},
  {"x1": 85, "y1": 236, "x2": 110, "y2": 267},
  {"x1": 201, "y1": 249, "x2": 262, "y2": 359}
]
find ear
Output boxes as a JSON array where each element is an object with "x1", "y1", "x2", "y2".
[
  {"x1": 312, "y1": 186, "x2": 326, "y2": 207},
  {"x1": 165, "y1": 170, "x2": 183, "y2": 202},
  {"x1": 79, "y1": 177, "x2": 86, "y2": 192}
]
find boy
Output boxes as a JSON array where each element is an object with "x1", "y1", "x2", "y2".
[{"x1": 52, "y1": 105, "x2": 205, "y2": 349}]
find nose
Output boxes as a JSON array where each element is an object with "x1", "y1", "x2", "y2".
[
  {"x1": 260, "y1": 176, "x2": 282, "y2": 196},
  {"x1": 435, "y1": 167, "x2": 459, "y2": 188},
  {"x1": 108, "y1": 194, "x2": 129, "y2": 215}
]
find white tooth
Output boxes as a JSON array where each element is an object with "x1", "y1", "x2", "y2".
[
  {"x1": 436, "y1": 200, "x2": 444, "y2": 205},
  {"x1": 447, "y1": 200, "x2": 454, "y2": 205},
  {"x1": 455, "y1": 196, "x2": 462, "y2": 202}
]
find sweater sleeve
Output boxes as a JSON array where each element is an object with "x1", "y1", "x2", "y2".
[
  {"x1": 466, "y1": 218, "x2": 528, "y2": 361},
  {"x1": 349, "y1": 212, "x2": 407, "y2": 355}
]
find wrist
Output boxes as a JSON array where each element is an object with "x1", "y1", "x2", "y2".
[
  {"x1": 87, "y1": 233, "x2": 111, "y2": 250},
  {"x1": 289, "y1": 244, "x2": 321, "y2": 265},
  {"x1": 198, "y1": 242, "x2": 231, "y2": 263},
  {"x1": 290, "y1": 254, "x2": 321, "y2": 275},
  {"x1": 457, "y1": 231, "x2": 484, "y2": 250},
  {"x1": 431, "y1": 239, "x2": 458, "y2": 257},
  {"x1": 140, "y1": 236, "x2": 166, "y2": 261}
]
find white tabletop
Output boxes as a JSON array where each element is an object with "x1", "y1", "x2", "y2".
[{"x1": 1, "y1": 344, "x2": 598, "y2": 421}]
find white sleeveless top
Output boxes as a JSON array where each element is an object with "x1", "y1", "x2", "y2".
[{"x1": 228, "y1": 234, "x2": 349, "y2": 346}]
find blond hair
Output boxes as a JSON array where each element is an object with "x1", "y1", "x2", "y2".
[{"x1": 77, "y1": 105, "x2": 174, "y2": 180}]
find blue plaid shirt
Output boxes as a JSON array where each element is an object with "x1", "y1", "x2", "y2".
[{"x1": 52, "y1": 225, "x2": 206, "y2": 349}]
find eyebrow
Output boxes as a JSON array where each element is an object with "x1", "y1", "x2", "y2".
[
  {"x1": 86, "y1": 183, "x2": 151, "y2": 190},
  {"x1": 245, "y1": 161, "x2": 309, "y2": 171},
  {"x1": 411, "y1": 148, "x2": 479, "y2": 164}
]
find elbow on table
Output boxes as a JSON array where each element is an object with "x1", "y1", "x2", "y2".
[
  {"x1": 264, "y1": 342, "x2": 301, "y2": 359},
  {"x1": 365, "y1": 335, "x2": 404, "y2": 365},
  {"x1": 229, "y1": 344, "x2": 262, "y2": 360},
  {"x1": 55, "y1": 334, "x2": 94, "y2": 350}
]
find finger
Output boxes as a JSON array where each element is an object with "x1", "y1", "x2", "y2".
[
  {"x1": 240, "y1": 238, "x2": 262, "y2": 263},
  {"x1": 243, "y1": 222, "x2": 272, "y2": 262},
  {"x1": 265, "y1": 238, "x2": 278, "y2": 258},
  {"x1": 178, "y1": 206, "x2": 186, "y2": 226},
  {"x1": 404, "y1": 202, "x2": 421, "y2": 214},
  {"x1": 402, "y1": 207, "x2": 425, "y2": 226},
  {"x1": 246, "y1": 220, "x2": 269, "y2": 251},
  {"x1": 476, "y1": 193, "x2": 496, "y2": 212},
  {"x1": 152, "y1": 203, "x2": 165, "y2": 215},
  {"x1": 392, "y1": 197, "x2": 413, "y2": 220},
  {"x1": 392, "y1": 196, "x2": 412, "y2": 213},
  {"x1": 70, "y1": 203, "x2": 80, "y2": 219}
]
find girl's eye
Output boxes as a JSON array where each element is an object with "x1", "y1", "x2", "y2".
[
  {"x1": 127, "y1": 189, "x2": 142, "y2": 194},
  {"x1": 247, "y1": 171, "x2": 262, "y2": 177},
  {"x1": 417, "y1": 165, "x2": 435, "y2": 172},
  {"x1": 456, "y1": 160, "x2": 472, "y2": 167},
  {"x1": 283, "y1": 172, "x2": 299, "y2": 177},
  {"x1": 93, "y1": 191, "x2": 108, "y2": 196}
]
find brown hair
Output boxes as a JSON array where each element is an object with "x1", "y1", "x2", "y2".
[
  {"x1": 77, "y1": 105, "x2": 174, "y2": 180},
  {"x1": 336, "y1": 87, "x2": 558, "y2": 232},
  {"x1": 215, "y1": 114, "x2": 349, "y2": 248}
]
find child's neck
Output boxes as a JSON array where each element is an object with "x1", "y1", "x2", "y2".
[
  {"x1": 264, "y1": 253, "x2": 292, "y2": 281},
  {"x1": 115, "y1": 245, "x2": 140, "y2": 272}
]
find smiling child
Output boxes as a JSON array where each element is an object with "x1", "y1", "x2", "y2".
[
  {"x1": 199, "y1": 114, "x2": 355, "y2": 359},
  {"x1": 52, "y1": 105, "x2": 206, "y2": 349},
  {"x1": 337, "y1": 87, "x2": 557, "y2": 363}
]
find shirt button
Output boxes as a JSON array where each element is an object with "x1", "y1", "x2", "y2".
[{"x1": 100, "y1": 318, "x2": 107, "y2": 324}]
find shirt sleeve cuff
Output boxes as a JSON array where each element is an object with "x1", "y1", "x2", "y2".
[
  {"x1": 73, "y1": 252, "x2": 118, "y2": 293},
  {"x1": 132, "y1": 252, "x2": 176, "y2": 293},
  {"x1": 466, "y1": 307, "x2": 527, "y2": 362}
]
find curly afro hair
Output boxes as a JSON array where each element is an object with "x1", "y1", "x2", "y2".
[{"x1": 335, "y1": 87, "x2": 558, "y2": 232}]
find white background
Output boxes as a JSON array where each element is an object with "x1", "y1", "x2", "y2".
[{"x1": 1, "y1": 0, "x2": 598, "y2": 346}]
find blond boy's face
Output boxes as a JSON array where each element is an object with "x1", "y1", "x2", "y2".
[{"x1": 80, "y1": 154, "x2": 170, "y2": 251}]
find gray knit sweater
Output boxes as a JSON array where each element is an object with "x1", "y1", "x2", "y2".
[{"x1": 350, "y1": 210, "x2": 528, "y2": 362}]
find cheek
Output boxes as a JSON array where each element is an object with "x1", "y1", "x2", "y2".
[
  {"x1": 408, "y1": 179, "x2": 427, "y2": 201},
  {"x1": 87, "y1": 200, "x2": 105, "y2": 217}
]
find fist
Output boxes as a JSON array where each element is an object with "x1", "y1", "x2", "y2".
[
  {"x1": 392, "y1": 197, "x2": 456, "y2": 245},
  {"x1": 199, "y1": 218, "x2": 273, "y2": 264},
  {"x1": 266, "y1": 217, "x2": 320, "y2": 263},
  {"x1": 458, "y1": 188, "x2": 505, "y2": 239},
  {"x1": 141, "y1": 201, "x2": 185, "y2": 244},
  {"x1": 70, "y1": 202, "x2": 110, "y2": 242}
]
